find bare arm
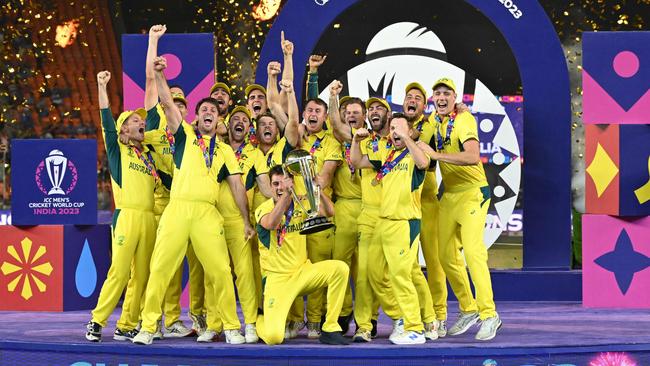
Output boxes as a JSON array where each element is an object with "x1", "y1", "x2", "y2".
[
  {"x1": 97, "y1": 71, "x2": 110, "y2": 109},
  {"x1": 256, "y1": 173, "x2": 273, "y2": 198},
  {"x1": 394, "y1": 120, "x2": 429, "y2": 170},
  {"x1": 145, "y1": 24, "x2": 166, "y2": 110},
  {"x1": 306, "y1": 55, "x2": 327, "y2": 100},
  {"x1": 153, "y1": 56, "x2": 182, "y2": 134},
  {"x1": 318, "y1": 189, "x2": 335, "y2": 217},
  {"x1": 279, "y1": 31, "x2": 293, "y2": 113},
  {"x1": 350, "y1": 128, "x2": 373, "y2": 169},
  {"x1": 317, "y1": 160, "x2": 339, "y2": 190},
  {"x1": 266, "y1": 61, "x2": 282, "y2": 110},
  {"x1": 328, "y1": 80, "x2": 351, "y2": 143},
  {"x1": 426, "y1": 139, "x2": 481, "y2": 166},
  {"x1": 259, "y1": 184, "x2": 293, "y2": 230},
  {"x1": 281, "y1": 79, "x2": 300, "y2": 148},
  {"x1": 227, "y1": 175, "x2": 255, "y2": 239}
]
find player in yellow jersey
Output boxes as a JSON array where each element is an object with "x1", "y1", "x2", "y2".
[
  {"x1": 403, "y1": 82, "x2": 448, "y2": 337},
  {"x1": 327, "y1": 82, "x2": 365, "y2": 335},
  {"x1": 255, "y1": 165, "x2": 349, "y2": 345},
  {"x1": 120, "y1": 24, "x2": 194, "y2": 340},
  {"x1": 210, "y1": 81, "x2": 233, "y2": 140},
  {"x1": 296, "y1": 97, "x2": 342, "y2": 338},
  {"x1": 196, "y1": 106, "x2": 272, "y2": 344},
  {"x1": 351, "y1": 113, "x2": 432, "y2": 345},
  {"x1": 420, "y1": 78, "x2": 500, "y2": 341},
  {"x1": 132, "y1": 56, "x2": 251, "y2": 345},
  {"x1": 86, "y1": 71, "x2": 156, "y2": 342}
]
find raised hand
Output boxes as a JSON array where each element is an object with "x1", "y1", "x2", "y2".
[
  {"x1": 308, "y1": 54, "x2": 327, "y2": 73},
  {"x1": 392, "y1": 118, "x2": 410, "y2": 139},
  {"x1": 97, "y1": 71, "x2": 111, "y2": 86},
  {"x1": 267, "y1": 61, "x2": 281, "y2": 77},
  {"x1": 354, "y1": 128, "x2": 370, "y2": 142},
  {"x1": 281, "y1": 31, "x2": 294, "y2": 55},
  {"x1": 153, "y1": 56, "x2": 167, "y2": 72},
  {"x1": 149, "y1": 24, "x2": 167, "y2": 40},
  {"x1": 279, "y1": 79, "x2": 294, "y2": 94},
  {"x1": 330, "y1": 80, "x2": 343, "y2": 97}
]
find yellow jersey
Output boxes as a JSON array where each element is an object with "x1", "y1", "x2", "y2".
[
  {"x1": 368, "y1": 145, "x2": 427, "y2": 220},
  {"x1": 300, "y1": 130, "x2": 342, "y2": 198},
  {"x1": 218, "y1": 141, "x2": 269, "y2": 218},
  {"x1": 434, "y1": 111, "x2": 488, "y2": 192},
  {"x1": 332, "y1": 141, "x2": 361, "y2": 200},
  {"x1": 170, "y1": 122, "x2": 241, "y2": 204},
  {"x1": 101, "y1": 109, "x2": 156, "y2": 211},
  {"x1": 359, "y1": 132, "x2": 391, "y2": 209},
  {"x1": 255, "y1": 197, "x2": 309, "y2": 275}
]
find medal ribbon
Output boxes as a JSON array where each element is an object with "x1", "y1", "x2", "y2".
[
  {"x1": 164, "y1": 126, "x2": 175, "y2": 154},
  {"x1": 435, "y1": 111, "x2": 457, "y2": 151},
  {"x1": 343, "y1": 142, "x2": 355, "y2": 175},
  {"x1": 131, "y1": 146, "x2": 159, "y2": 183},
  {"x1": 276, "y1": 200, "x2": 294, "y2": 248},
  {"x1": 195, "y1": 129, "x2": 217, "y2": 169},
  {"x1": 371, "y1": 132, "x2": 379, "y2": 152},
  {"x1": 309, "y1": 136, "x2": 323, "y2": 156},
  {"x1": 374, "y1": 148, "x2": 409, "y2": 183},
  {"x1": 235, "y1": 142, "x2": 246, "y2": 161},
  {"x1": 248, "y1": 124, "x2": 258, "y2": 147}
]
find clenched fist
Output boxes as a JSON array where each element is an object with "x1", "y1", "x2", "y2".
[{"x1": 97, "y1": 71, "x2": 111, "y2": 86}]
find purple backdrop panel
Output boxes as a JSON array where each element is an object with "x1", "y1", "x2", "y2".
[
  {"x1": 121, "y1": 33, "x2": 215, "y2": 122},
  {"x1": 583, "y1": 32, "x2": 650, "y2": 124},
  {"x1": 619, "y1": 125, "x2": 650, "y2": 216},
  {"x1": 583, "y1": 214, "x2": 650, "y2": 308},
  {"x1": 62, "y1": 224, "x2": 111, "y2": 311}
]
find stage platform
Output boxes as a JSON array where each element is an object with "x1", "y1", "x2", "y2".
[{"x1": 1, "y1": 302, "x2": 649, "y2": 366}]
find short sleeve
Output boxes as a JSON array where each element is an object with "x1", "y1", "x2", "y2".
[
  {"x1": 324, "y1": 137, "x2": 343, "y2": 162},
  {"x1": 217, "y1": 143, "x2": 243, "y2": 183},
  {"x1": 254, "y1": 149, "x2": 270, "y2": 175},
  {"x1": 456, "y1": 112, "x2": 479, "y2": 144}
]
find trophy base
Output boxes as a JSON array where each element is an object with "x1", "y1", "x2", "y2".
[{"x1": 300, "y1": 216, "x2": 334, "y2": 235}]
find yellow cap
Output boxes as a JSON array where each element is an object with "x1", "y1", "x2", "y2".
[
  {"x1": 339, "y1": 96, "x2": 352, "y2": 108},
  {"x1": 245, "y1": 84, "x2": 267, "y2": 98},
  {"x1": 230, "y1": 105, "x2": 252, "y2": 120},
  {"x1": 432, "y1": 77, "x2": 457, "y2": 92},
  {"x1": 365, "y1": 97, "x2": 391, "y2": 112},
  {"x1": 116, "y1": 108, "x2": 146, "y2": 135},
  {"x1": 405, "y1": 82, "x2": 427, "y2": 99},
  {"x1": 171, "y1": 92, "x2": 188, "y2": 107},
  {"x1": 210, "y1": 82, "x2": 231, "y2": 96}
]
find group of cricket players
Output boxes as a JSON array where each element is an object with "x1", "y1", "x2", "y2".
[{"x1": 85, "y1": 24, "x2": 501, "y2": 347}]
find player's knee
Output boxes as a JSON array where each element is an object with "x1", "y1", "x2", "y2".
[
  {"x1": 264, "y1": 332, "x2": 284, "y2": 345},
  {"x1": 332, "y1": 260, "x2": 349, "y2": 277}
]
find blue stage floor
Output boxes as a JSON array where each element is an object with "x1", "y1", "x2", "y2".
[{"x1": 1, "y1": 302, "x2": 649, "y2": 365}]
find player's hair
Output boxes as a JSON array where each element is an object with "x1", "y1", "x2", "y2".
[
  {"x1": 342, "y1": 97, "x2": 366, "y2": 114},
  {"x1": 304, "y1": 97, "x2": 328, "y2": 113},
  {"x1": 391, "y1": 112, "x2": 408, "y2": 121},
  {"x1": 257, "y1": 111, "x2": 277, "y2": 122},
  {"x1": 194, "y1": 97, "x2": 220, "y2": 115},
  {"x1": 269, "y1": 165, "x2": 285, "y2": 179},
  {"x1": 169, "y1": 84, "x2": 184, "y2": 92}
]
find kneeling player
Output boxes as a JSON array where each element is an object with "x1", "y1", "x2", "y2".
[{"x1": 255, "y1": 166, "x2": 349, "y2": 345}]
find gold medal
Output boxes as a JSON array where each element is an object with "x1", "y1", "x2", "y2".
[{"x1": 371, "y1": 178, "x2": 380, "y2": 186}]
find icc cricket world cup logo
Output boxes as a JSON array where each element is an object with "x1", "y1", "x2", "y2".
[{"x1": 35, "y1": 150, "x2": 78, "y2": 196}]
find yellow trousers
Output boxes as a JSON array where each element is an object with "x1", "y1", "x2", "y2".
[
  {"x1": 257, "y1": 260, "x2": 349, "y2": 345},
  {"x1": 438, "y1": 186, "x2": 496, "y2": 320},
  {"x1": 420, "y1": 197, "x2": 447, "y2": 321},
  {"x1": 357, "y1": 207, "x2": 401, "y2": 331},
  {"x1": 332, "y1": 198, "x2": 361, "y2": 317},
  {"x1": 374, "y1": 218, "x2": 424, "y2": 332},
  {"x1": 92, "y1": 208, "x2": 155, "y2": 329},
  {"x1": 305, "y1": 227, "x2": 334, "y2": 323},
  {"x1": 139, "y1": 200, "x2": 240, "y2": 333},
  {"x1": 224, "y1": 216, "x2": 258, "y2": 324}
]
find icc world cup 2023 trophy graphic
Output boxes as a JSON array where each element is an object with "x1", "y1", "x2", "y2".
[
  {"x1": 45, "y1": 149, "x2": 68, "y2": 195},
  {"x1": 282, "y1": 150, "x2": 335, "y2": 235}
]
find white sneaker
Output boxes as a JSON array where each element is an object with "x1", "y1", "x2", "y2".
[
  {"x1": 197, "y1": 329, "x2": 220, "y2": 343},
  {"x1": 224, "y1": 329, "x2": 246, "y2": 344},
  {"x1": 164, "y1": 321, "x2": 192, "y2": 338},
  {"x1": 306, "y1": 322, "x2": 320, "y2": 339},
  {"x1": 389, "y1": 318, "x2": 404, "y2": 342},
  {"x1": 424, "y1": 321, "x2": 439, "y2": 341},
  {"x1": 475, "y1": 315, "x2": 502, "y2": 341},
  {"x1": 448, "y1": 312, "x2": 479, "y2": 336},
  {"x1": 153, "y1": 319, "x2": 163, "y2": 340},
  {"x1": 390, "y1": 330, "x2": 426, "y2": 345},
  {"x1": 189, "y1": 312, "x2": 207, "y2": 335},
  {"x1": 132, "y1": 330, "x2": 154, "y2": 345},
  {"x1": 245, "y1": 323, "x2": 259, "y2": 343},
  {"x1": 437, "y1": 319, "x2": 447, "y2": 338},
  {"x1": 284, "y1": 321, "x2": 304, "y2": 339}
]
